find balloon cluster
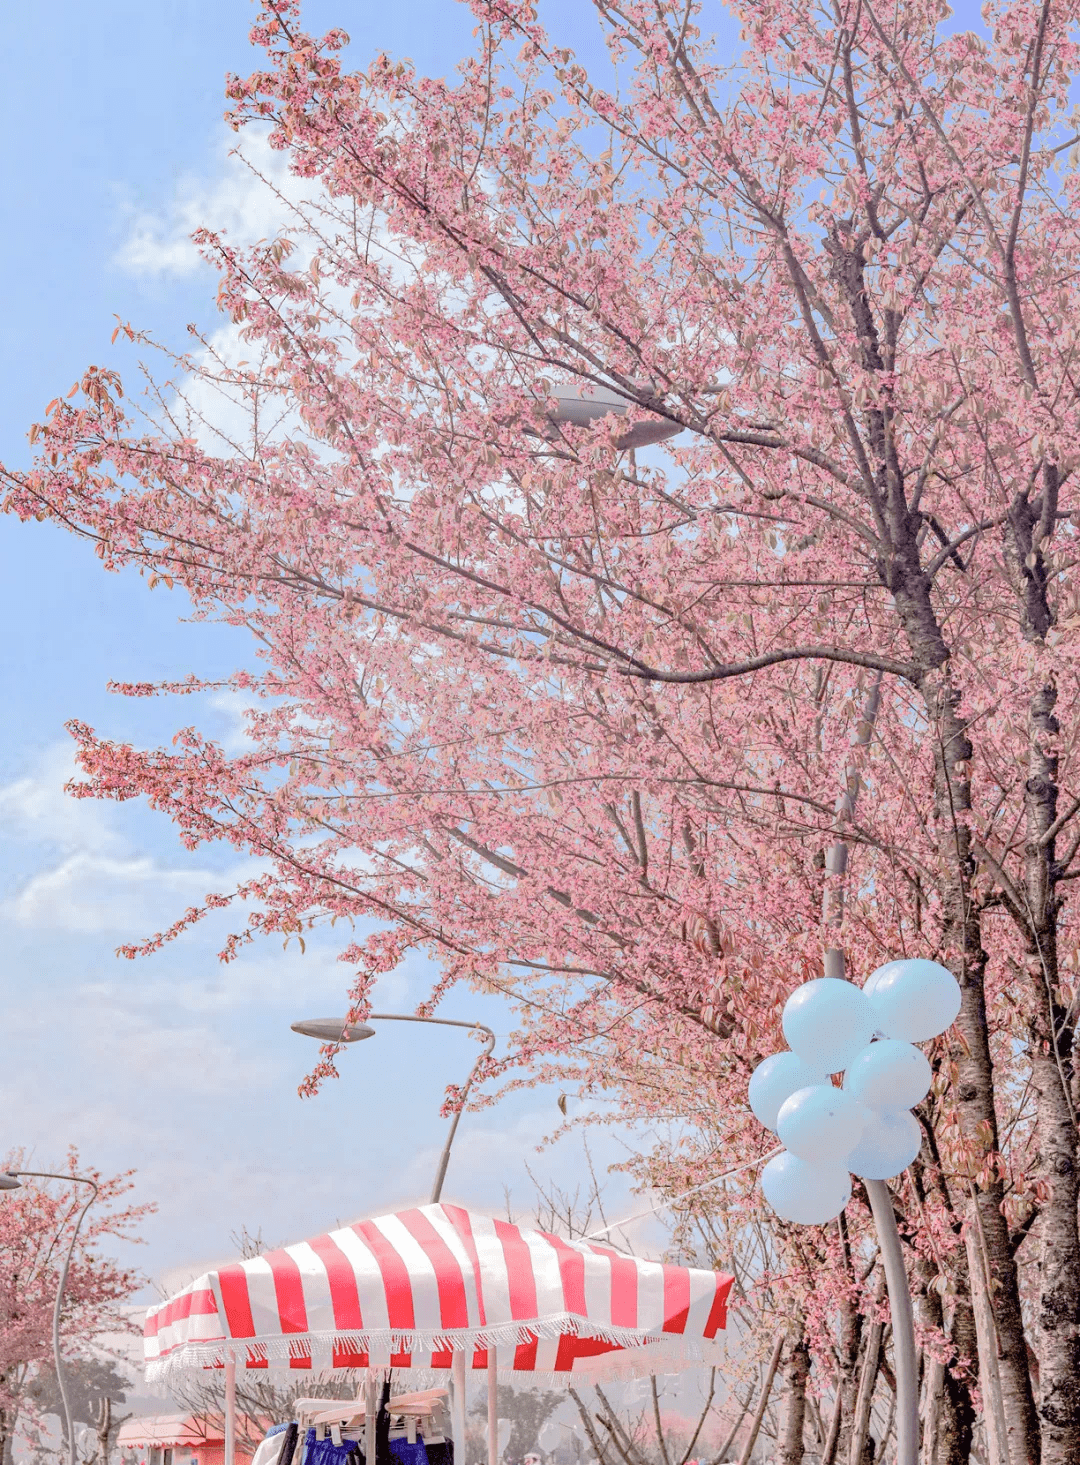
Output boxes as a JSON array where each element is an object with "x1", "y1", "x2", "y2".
[{"x1": 749, "y1": 960, "x2": 961, "y2": 1225}]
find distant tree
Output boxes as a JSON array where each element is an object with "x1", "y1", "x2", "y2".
[
  {"x1": 471, "y1": 1384, "x2": 562, "y2": 1465},
  {"x1": 28, "y1": 1357, "x2": 131, "y2": 1465},
  {"x1": 0, "y1": 1153, "x2": 151, "y2": 1465},
  {"x1": 28, "y1": 1358, "x2": 129, "y2": 1431}
]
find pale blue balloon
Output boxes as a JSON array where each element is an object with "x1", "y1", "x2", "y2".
[
  {"x1": 777, "y1": 1084, "x2": 867, "y2": 1164},
  {"x1": 844, "y1": 1039, "x2": 932, "y2": 1111},
  {"x1": 749, "y1": 1052, "x2": 827, "y2": 1132},
  {"x1": 782, "y1": 978, "x2": 877, "y2": 1073},
  {"x1": 761, "y1": 1151, "x2": 851, "y2": 1224},
  {"x1": 868, "y1": 959, "x2": 961, "y2": 1042},
  {"x1": 846, "y1": 1108, "x2": 922, "y2": 1179}
]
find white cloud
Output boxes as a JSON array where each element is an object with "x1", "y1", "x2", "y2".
[
  {"x1": 74, "y1": 993, "x2": 274, "y2": 1095},
  {"x1": 117, "y1": 129, "x2": 316, "y2": 277},
  {"x1": 0, "y1": 744, "x2": 123, "y2": 855},
  {"x1": 7, "y1": 853, "x2": 222, "y2": 933}
]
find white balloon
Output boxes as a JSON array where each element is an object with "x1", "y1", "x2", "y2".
[
  {"x1": 749, "y1": 1052, "x2": 828, "y2": 1132},
  {"x1": 777, "y1": 1084, "x2": 867, "y2": 1164},
  {"x1": 844, "y1": 1039, "x2": 932, "y2": 1110},
  {"x1": 846, "y1": 1107, "x2": 922, "y2": 1179},
  {"x1": 761, "y1": 1151, "x2": 852, "y2": 1224},
  {"x1": 782, "y1": 978, "x2": 877, "y2": 1073},
  {"x1": 868, "y1": 959, "x2": 961, "y2": 1042}
]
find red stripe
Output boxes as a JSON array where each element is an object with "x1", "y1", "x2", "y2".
[
  {"x1": 352, "y1": 1220, "x2": 416, "y2": 1332},
  {"x1": 537, "y1": 1230, "x2": 587, "y2": 1316},
  {"x1": 553, "y1": 1334, "x2": 620, "y2": 1369},
  {"x1": 262, "y1": 1248, "x2": 310, "y2": 1335},
  {"x1": 513, "y1": 1332, "x2": 538, "y2": 1370},
  {"x1": 306, "y1": 1232, "x2": 365, "y2": 1331},
  {"x1": 146, "y1": 1287, "x2": 219, "y2": 1335},
  {"x1": 397, "y1": 1209, "x2": 469, "y2": 1330},
  {"x1": 441, "y1": 1206, "x2": 487, "y2": 1326},
  {"x1": 661, "y1": 1263, "x2": 691, "y2": 1333},
  {"x1": 492, "y1": 1219, "x2": 538, "y2": 1320},
  {"x1": 702, "y1": 1273, "x2": 734, "y2": 1337},
  {"x1": 587, "y1": 1245, "x2": 637, "y2": 1329},
  {"x1": 218, "y1": 1265, "x2": 257, "y2": 1339},
  {"x1": 332, "y1": 1347, "x2": 370, "y2": 1368},
  {"x1": 430, "y1": 1349, "x2": 453, "y2": 1369}
]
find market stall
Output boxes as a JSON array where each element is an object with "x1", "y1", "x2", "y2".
[
  {"x1": 117, "y1": 1414, "x2": 263, "y2": 1465},
  {"x1": 144, "y1": 1202, "x2": 734, "y2": 1465}
]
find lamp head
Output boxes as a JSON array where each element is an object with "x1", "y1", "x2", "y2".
[
  {"x1": 291, "y1": 1018, "x2": 376, "y2": 1044},
  {"x1": 0, "y1": 1174, "x2": 22, "y2": 1191}
]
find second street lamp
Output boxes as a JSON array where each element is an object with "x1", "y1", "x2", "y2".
[
  {"x1": 291, "y1": 1013, "x2": 496, "y2": 1202},
  {"x1": 0, "y1": 1170, "x2": 100, "y2": 1465}
]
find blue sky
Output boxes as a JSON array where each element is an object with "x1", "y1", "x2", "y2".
[{"x1": 0, "y1": 0, "x2": 668, "y2": 1311}]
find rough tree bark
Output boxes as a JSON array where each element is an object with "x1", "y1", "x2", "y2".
[
  {"x1": 848, "y1": 1296, "x2": 884, "y2": 1465},
  {"x1": 779, "y1": 1324, "x2": 810, "y2": 1465},
  {"x1": 910, "y1": 1154, "x2": 978, "y2": 1465},
  {"x1": 1023, "y1": 675, "x2": 1080, "y2": 1465}
]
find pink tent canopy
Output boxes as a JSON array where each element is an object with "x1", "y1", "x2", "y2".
[{"x1": 145, "y1": 1202, "x2": 733, "y2": 1383}]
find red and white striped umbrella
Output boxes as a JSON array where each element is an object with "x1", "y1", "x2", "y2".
[{"x1": 145, "y1": 1202, "x2": 733, "y2": 1382}]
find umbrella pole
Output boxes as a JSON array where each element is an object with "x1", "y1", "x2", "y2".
[
  {"x1": 365, "y1": 1375, "x2": 378, "y2": 1465},
  {"x1": 452, "y1": 1348, "x2": 468, "y2": 1465},
  {"x1": 224, "y1": 1360, "x2": 236, "y2": 1465},
  {"x1": 486, "y1": 1348, "x2": 497, "y2": 1465}
]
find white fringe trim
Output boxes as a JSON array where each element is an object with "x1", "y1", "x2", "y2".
[{"x1": 145, "y1": 1317, "x2": 723, "y2": 1383}]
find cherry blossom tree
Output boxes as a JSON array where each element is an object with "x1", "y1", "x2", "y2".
[
  {"x1": 0, "y1": 1153, "x2": 151, "y2": 1465},
  {"x1": 6, "y1": 0, "x2": 1080, "y2": 1460}
]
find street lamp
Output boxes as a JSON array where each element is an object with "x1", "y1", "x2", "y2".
[
  {"x1": 0, "y1": 1170, "x2": 100, "y2": 1465},
  {"x1": 291, "y1": 1013, "x2": 497, "y2": 1202},
  {"x1": 537, "y1": 384, "x2": 682, "y2": 451}
]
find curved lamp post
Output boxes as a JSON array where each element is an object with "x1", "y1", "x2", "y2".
[
  {"x1": 0, "y1": 1170, "x2": 100, "y2": 1465},
  {"x1": 290, "y1": 1013, "x2": 497, "y2": 1202}
]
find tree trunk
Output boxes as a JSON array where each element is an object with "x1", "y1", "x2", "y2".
[
  {"x1": 736, "y1": 1335, "x2": 785, "y2": 1465},
  {"x1": 1023, "y1": 677, "x2": 1080, "y2": 1465},
  {"x1": 848, "y1": 1277, "x2": 884, "y2": 1465},
  {"x1": 833, "y1": 1286, "x2": 865, "y2": 1465},
  {"x1": 96, "y1": 1397, "x2": 113, "y2": 1465},
  {"x1": 779, "y1": 1325, "x2": 809, "y2": 1465},
  {"x1": 911, "y1": 1176, "x2": 977, "y2": 1465},
  {"x1": 920, "y1": 668, "x2": 1041, "y2": 1465}
]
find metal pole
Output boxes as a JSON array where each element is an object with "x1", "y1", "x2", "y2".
[
  {"x1": 452, "y1": 1349, "x2": 468, "y2": 1465},
  {"x1": 865, "y1": 1180, "x2": 918, "y2": 1465},
  {"x1": 224, "y1": 1360, "x2": 237, "y2": 1465},
  {"x1": 422, "y1": 1028, "x2": 496, "y2": 1204},
  {"x1": 12, "y1": 1171, "x2": 99, "y2": 1465},
  {"x1": 346, "y1": 1014, "x2": 497, "y2": 1204},
  {"x1": 365, "y1": 1375, "x2": 378, "y2": 1465},
  {"x1": 486, "y1": 1347, "x2": 498, "y2": 1465}
]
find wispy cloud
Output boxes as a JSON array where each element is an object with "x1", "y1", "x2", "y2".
[
  {"x1": 116, "y1": 129, "x2": 315, "y2": 278},
  {"x1": 0, "y1": 744, "x2": 124, "y2": 855},
  {"x1": 8, "y1": 853, "x2": 223, "y2": 933}
]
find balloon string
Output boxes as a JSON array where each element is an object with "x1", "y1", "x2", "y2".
[{"x1": 583, "y1": 1146, "x2": 784, "y2": 1241}]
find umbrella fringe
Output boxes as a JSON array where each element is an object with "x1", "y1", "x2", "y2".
[{"x1": 145, "y1": 1319, "x2": 722, "y2": 1381}]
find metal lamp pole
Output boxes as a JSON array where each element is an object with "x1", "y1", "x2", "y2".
[
  {"x1": 290, "y1": 1013, "x2": 496, "y2": 1202},
  {"x1": 0, "y1": 1170, "x2": 100, "y2": 1465},
  {"x1": 291, "y1": 1013, "x2": 496, "y2": 1465}
]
